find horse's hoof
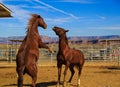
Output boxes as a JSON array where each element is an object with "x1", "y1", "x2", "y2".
[
  {"x1": 63, "y1": 82, "x2": 72, "y2": 87},
  {"x1": 77, "y1": 84, "x2": 80, "y2": 87},
  {"x1": 67, "y1": 82, "x2": 71, "y2": 87},
  {"x1": 56, "y1": 83, "x2": 60, "y2": 87},
  {"x1": 63, "y1": 82, "x2": 67, "y2": 87}
]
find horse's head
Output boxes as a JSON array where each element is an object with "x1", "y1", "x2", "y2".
[
  {"x1": 52, "y1": 26, "x2": 69, "y2": 37},
  {"x1": 31, "y1": 14, "x2": 47, "y2": 29}
]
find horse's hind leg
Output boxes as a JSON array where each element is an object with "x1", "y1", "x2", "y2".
[
  {"x1": 68, "y1": 65, "x2": 75, "y2": 83},
  {"x1": 17, "y1": 66, "x2": 25, "y2": 87},
  {"x1": 77, "y1": 66, "x2": 83, "y2": 87},
  {"x1": 32, "y1": 75, "x2": 37, "y2": 87},
  {"x1": 27, "y1": 63, "x2": 37, "y2": 87}
]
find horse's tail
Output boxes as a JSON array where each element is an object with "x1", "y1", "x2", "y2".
[{"x1": 75, "y1": 61, "x2": 84, "y2": 71}]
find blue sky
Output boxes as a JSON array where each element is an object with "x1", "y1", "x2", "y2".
[{"x1": 0, "y1": 0, "x2": 120, "y2": 37}]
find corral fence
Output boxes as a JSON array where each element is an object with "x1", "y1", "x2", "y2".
[{"x1": 0, "y1": 43, "x2": 120, "y2": 65}]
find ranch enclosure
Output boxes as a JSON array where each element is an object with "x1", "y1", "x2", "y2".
[
  {"x1": 0, "y1": 41, "x2": 120, "y2": 87},
  {"x1": 0, "y1": 42, "x2": 120, "y2": 63}
]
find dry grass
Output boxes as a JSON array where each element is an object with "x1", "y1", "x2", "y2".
[{"x1": 0, "y1": 61, "x2": 120, "y2": 87}]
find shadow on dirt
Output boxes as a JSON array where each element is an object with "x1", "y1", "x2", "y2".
[
  {"x1": 3, "y1": 81, "x2": 78, "y2": 87},
  {"x1": 93, "y1": 66, "x2": 120, "y2": 74},
  {"x1": 3, "y1": 84, "x2": 30, "y2": 87},
  {"x1": 3, "y1": 81, "x2": 57, "y2": 87},
  {"x1": 36, "y1": 81, "x2": 57, "y2": 87},
  {"x1": 107, "y1": 66, "x2": 120, "y2": 70}
]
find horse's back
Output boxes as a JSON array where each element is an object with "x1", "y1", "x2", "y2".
[
  {"x1": 71, "y1": 48, "x2": 84, "y2": 57},
  {"x1": 70, "y1": 48, "x2": 84, "y2": 64}
]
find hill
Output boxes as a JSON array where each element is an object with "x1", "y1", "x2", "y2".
[{"x1": 0, "y1": 35, "x2": 120, "y2": 44}]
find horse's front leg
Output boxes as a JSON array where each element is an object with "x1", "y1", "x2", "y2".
[
  {"x1": 38, "y1": 38, "x2": 54, "y2": 53},
  {"x1": 57, "y1": 63, "x2": 62, "y2": 87},
  {"x1": 57, "y1": 67, "x2": 62, "y2": 87},
  {"x1": 63, "y1": 65, "x2": 69, "y2": 87}
]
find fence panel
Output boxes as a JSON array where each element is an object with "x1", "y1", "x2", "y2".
[{"x1": 0, "y1": 43, "x2": 120, "y2": 65}]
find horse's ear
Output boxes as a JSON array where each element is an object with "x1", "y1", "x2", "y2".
[
  {"x1": 38, "y1": 15, "x2": 41, "y2": 18},
  {"x1": 65, "y1": 30, "x2": 69, "y2": 32}
]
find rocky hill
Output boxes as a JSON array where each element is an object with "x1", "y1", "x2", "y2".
[{"x1": 0, "y1": 35, "x2": 120, "y2": 44}]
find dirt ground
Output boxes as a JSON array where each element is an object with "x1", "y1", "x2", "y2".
[{"x1": 0, "y1": 61, "x2": 120, "y2": 87}]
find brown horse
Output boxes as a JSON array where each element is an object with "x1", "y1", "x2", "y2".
[
  {"x1": 16, "y1": 14, "x2": 53, "y2": 87},
  {"x1": 52, "y1": 26, "x2": 84, "y2": 87}
]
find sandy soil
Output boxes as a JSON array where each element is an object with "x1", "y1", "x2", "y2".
[{"x1": 0, "y1": 61, "x2": 120, "y2": 87}]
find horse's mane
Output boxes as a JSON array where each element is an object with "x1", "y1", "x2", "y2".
[
  {"x1": 61, "y1": 33, "x2": 69, "y2": 45},
  {"x1": 26, "y1": 14, "x2": 40, "y2": 33}
]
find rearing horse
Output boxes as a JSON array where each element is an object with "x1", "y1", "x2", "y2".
[
  {"x1": 16, "y1": 14, "x2": 53, "y2": 87},
  {"x1": 53, "y1": 26, "x2": 84, "y2": 87}
]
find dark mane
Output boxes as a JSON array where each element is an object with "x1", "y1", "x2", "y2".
[
  {"x1": 59, "y1": 33, "x2": 69, "y2": 51},
  {"x1": 62, "y1": 34, "x2": 68, "y2": 45},
  {"x1": 26, "y1": 14, "x2": 40, "y2": 33}
]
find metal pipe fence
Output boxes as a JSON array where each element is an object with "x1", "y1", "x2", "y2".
[{"x1": 0, "y1": 44, "x2": 120, "y2": 65}]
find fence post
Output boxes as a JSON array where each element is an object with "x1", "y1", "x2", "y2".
[
  {"x1": 9, "y1": 47, "x2": 13, "y2": 63},
  {"x1": 50, "y1": 53, "x2": 53, "y2": 63},
  {"x1": 118, "y1": 55, "x2": 120, "y2": 66},
  {"x1": 118, "y1": 48, "x2": 120, "y2": 66},
  {"x1": 90, "y1": 46, "x2": 93, "y2": 61}
]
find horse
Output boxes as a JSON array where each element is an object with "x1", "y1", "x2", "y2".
[
  {"x1": 52, "y1": 26, "x2": 84, "y2": 87},
  {"x1": 16, "y1": 14, "x2": 53, "y2": 87}
]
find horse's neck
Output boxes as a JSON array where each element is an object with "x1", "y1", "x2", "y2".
[
  {"x1": 27, "y1": 25, "x2": 39, "y2": 39},
  {"x1": 59, "y1": 35, "x2": 70, "y2": 51}
]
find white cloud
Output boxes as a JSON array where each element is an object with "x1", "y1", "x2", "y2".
[
  {"x1": 46, "y1": 16, "x2": 85, "y2": 24},
  {"x1": 34, "y1": 0, "x2": 79, "y2": 19},
  {"x1": 7, "y1": 5, "x2": 31, "y2": 23},
  {"x1": 97, "y1": 15, "x2": 106, "y2": 20},
  {"x1": 54, "y1": 0, "x2": 94, "y2": 4},
  {"x1": 88, "y1": 26, "x2": 120, "y2": 30},
  {"x1": 46, "y1": 17, "x2": 72, "y2": 24},
  {"x1": 103, "y1": 26, "x2": 120, "y2": 30},
  {"x1": 2, "y1": 0, "x2": 80, "y2": 24},
  {"x1": 0, "y1": 0, "x2": 3, "y2": 3}
]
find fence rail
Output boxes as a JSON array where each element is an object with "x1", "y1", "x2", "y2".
[{"x1": 0, "y1": 44, "x2": 120, "y2": 65}]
